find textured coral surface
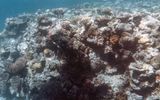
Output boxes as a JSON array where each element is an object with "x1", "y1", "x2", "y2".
[{"x1": 0, "y1": 1, "x2": 160, "y2": 100}]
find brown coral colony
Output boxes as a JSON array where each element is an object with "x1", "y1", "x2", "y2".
[{"x1": 109, "y1": 34, "x2": 120, "y2": 45}]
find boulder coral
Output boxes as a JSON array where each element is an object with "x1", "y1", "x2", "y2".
[{"x1": 7, "y1": 56, "x2": 27, "y2": 74}]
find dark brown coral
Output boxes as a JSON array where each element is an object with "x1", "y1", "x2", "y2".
[
  {"x1": 115, "y1": 92, "x2": 128, "y2": 100},
  {"x1": 109, "y1": 34, "x2": 120, "y2": 45}
]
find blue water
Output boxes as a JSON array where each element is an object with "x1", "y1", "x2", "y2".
[{"x1": 0, "y1": 0, "x2": 102, "y2": 31}]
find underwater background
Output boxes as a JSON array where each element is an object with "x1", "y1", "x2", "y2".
[{"x1": 1, "y1": 0, "x2": 160, "y2": 100}]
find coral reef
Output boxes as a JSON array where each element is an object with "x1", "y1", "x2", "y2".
[{"x1": 0, "y1": 2, "x2": 160, "y2": 100}]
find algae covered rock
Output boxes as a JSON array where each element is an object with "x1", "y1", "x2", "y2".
[
  {"x1": 1, "y1": 16, "x2": 29, "y2": 37},
  {"x1": 129, "y1": 62, "x2": 156, "y2": 94}
]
